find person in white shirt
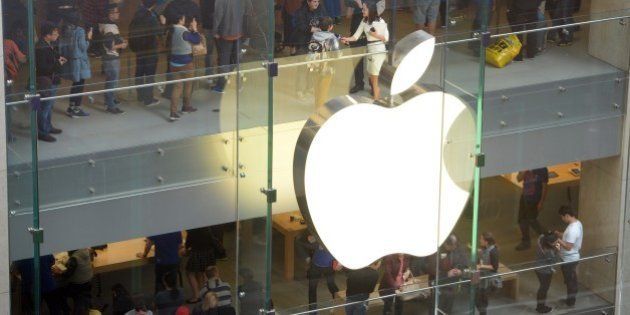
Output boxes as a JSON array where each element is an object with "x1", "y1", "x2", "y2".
[
  {"x1": 554, "y1": 206, "x2": 583, "y2": 308},
  {"x1": 342, "y1": 2, "x2": 389, "y2": 102}
]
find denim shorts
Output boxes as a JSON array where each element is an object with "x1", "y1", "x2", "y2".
[{"x1": 412, "y1": 0, "x2": 440, "y2": 24}]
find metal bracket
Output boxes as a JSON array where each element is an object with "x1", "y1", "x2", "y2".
[
  {"x1": 260, "y1": 187, "x2": 277, "y2": 203},
  {"x1": 25, "y1": 93, "x2": 42, "y2": 112},
  {"x1": 28, "y1": 227, "x2": 44, "y2": 244},
  {"x1": 475, "y1": 153, "x2": 486, "y2": 167},
  {"x1": 265, "y1": 62, "x2": 279, "y2": 78}
]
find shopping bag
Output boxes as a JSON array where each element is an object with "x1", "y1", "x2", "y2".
[{"x1": 485, "y1": 34, "x2": 522, "y2": 68}]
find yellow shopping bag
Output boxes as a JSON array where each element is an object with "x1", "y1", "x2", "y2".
[{"x1": 486, "y1": 34, "x2": 522, "y2": 68}]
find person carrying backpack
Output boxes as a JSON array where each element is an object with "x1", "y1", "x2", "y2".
[
  {"x1": 129, "y1": 0, "x2": 162, "y2": 107},
  {"x1": 60, "y1": 11, "x2": 91, "y2": 117}
]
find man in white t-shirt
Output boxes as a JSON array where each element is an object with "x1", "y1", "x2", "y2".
[{"x1": 554, "y1": 206, "x2": 583, "y2": 308}]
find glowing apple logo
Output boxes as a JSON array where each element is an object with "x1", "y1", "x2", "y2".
[{"x1": 293, "y1": 31, "x2": 476, "y2": 269}]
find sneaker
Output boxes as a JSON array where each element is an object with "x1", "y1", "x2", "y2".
[
  {"x1": 211, "y1": 85, "x2": 225, "y2": 94},
  {"x1": 144, "y1": 99, "x2": 160, "y2": 107},
  {"x1": 515, "y1": 242, "x2": 531, "y2": 251},
  {"x1": 66, "y1": 106, "x2": 90, "y2": 118},
  {"x1": 38, "y1": 134, "x2": 57, "y2": 142},
  {"x1": 349, "y1": 85, "x2": 364, "y2": 94},
  {"x1": 113, "y1": 99, "x2": 122, "y2": 106},
  {"x1": 169, "y1": 112, "x2": 181, "y2": 121},
  {"x1": 536, "y1": 305, "x2": 553, "y2": 313},
  {"x1": 181, "y1": 106, "x2": 198, "y2": 113},
  {"x1": 49, "y1": 126, "x2": 63, "y2": 134},
  {"x1": 106, "y1": 107, "x2": 125, "y2": 115}
]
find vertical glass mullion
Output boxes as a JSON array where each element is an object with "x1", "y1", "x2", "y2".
[
  {"x1": 264, "y1": 0, "x2": 275, "y2": 312},
  {"x1": 25, "y1": 0, "x2": 42, "y2": 312}
]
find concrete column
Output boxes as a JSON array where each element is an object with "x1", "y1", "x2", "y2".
[{"x1": 583, "y1": 0, "x2": 630, "y2": 310}]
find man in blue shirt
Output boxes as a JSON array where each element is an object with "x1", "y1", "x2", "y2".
[
  {"x1": 137, "y1": 231, "x2": 184, "y2": 292},
  {"x1": 304, "y1": 234, "x2": 339, "y2": 312},
  {"x1": 515, "y1": 167, "x2": 549, "y2": 250}
]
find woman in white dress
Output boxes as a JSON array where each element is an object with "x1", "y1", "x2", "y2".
[{"x1": 342, "y1": 2, "x2": 389, "y2": 101}]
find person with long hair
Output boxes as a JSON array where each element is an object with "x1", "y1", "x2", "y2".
[
  {"x1": 60, "y1": 11, "x2": 92, "y2": 117},
  {"x1": 535, "y1": 231, "x2": 560, "y2": 313},
  {"x1": 342, "y1": 2, "x2": 388, "y2": 102},
  {"x1": 476, "y1": 232, "x2": 499, "y2": 315}
]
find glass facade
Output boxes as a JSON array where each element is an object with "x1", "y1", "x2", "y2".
[{"x1": 2, "y1": 0, "x2": 630, "y2": 314}]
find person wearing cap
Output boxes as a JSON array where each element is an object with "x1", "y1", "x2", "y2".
[{"x1": 129, "y1": 0, "x2": 162, "y2": 107}]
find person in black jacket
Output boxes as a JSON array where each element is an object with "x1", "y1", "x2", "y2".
[
  {"x1": 425, "y1": 234, "x2": 469, "y2": 315},
  {"x1": 129, "y1": 0, "x2": 162, "y2": 107},
  {"x1": 476, "y1": 232, "x2": 500, "y2": 315},
  {"x1": 344, "y1": 260, "x2": 380, "y2": 315},
  {"x1": 199, "y1": 0, "x2": 216, "y2": 79},
  {"x1": 507, "y1": 0, "x2": 543, "y2": 60},
  {"x1": 294, "y1": 0, "x2": 329, "y2": 53},
  {"x1": 36, "y1": 22, "x2": 67, "y2": 142}
]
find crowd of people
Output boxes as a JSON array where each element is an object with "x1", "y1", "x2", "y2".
[
  {"x1": 2, "y1": 0, "x2": 583, "y2": 143},
  {"x1": 299, "y1": 203, "x2": 582, "y2": 315}
]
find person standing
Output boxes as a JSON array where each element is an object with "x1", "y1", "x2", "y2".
[
  {"x1": 555, "y1": 206, "x2": 583, "y2": 308},
  {"x1": 155, "y1": 272, "x2": 186, "y2": 313},
  {"x1": 548, "y1": 0, "x2": 575, "y2": 46},
  {"x1": 345, "y1": 0, "x2": 365, "y2": 94},
  {"x1": 515, "y1": 167, "x2": 549, "y2": 251},
  {"x1": 199, "y1": 0, "x2": 216, "y2": 81},
  {"x1": 345, "y1": 260, "x2": 380, "y2": 315},
  {"x1": 379, "y1": 254, "x2": 410, "y2": 315},
  {"x1": 342, "y1": 2, "x2": 388, "y2": 101},
  {"x1": 129, "y1": 0, "x2": 162, "y2": 107},
  {"x1": 14, "y1": 255, "x2": 63, "y2": 314},
  {"x1": 535, "y1": 231, "x2": 560, "y2": 314},
  {"x1": 411, "y1": 0, "x2": 440, "y2": 34},
  {"x1": 425, "y1": 235, "x2": 469, "y2": 315},
  {"x1": 54, "y1": 248, "x2": 94, "y2": 314},
  {"x1": 35, "y1": 22, "x2": 66, "y2": 143},
  {"x1": 199, "y1": 266, "x2": 234, "y2": 313},
  {"x1": 476, "y1": 232, "x2": 499, "y2": 315},
  {"x1": 304, "y1": 235, "x2": 340, "y2": 312},
  {"x1": 167, "y1": 14, "x2": 201, "y2": 121},
  {"x1": 507, "y1": 0, "x2": 543, "y2": 61},
  {"x1": 211, "y1": 0, "x2": 253, "y2": 93},
  {"x1": 60, "y1": 11, "x2": 91, "y2": 118},
  {"x1": 137, "y1": 231, "x2": 184, "y2": 293},
  {"x1": 99, "y1": 4, "x2": 127, "y2": 114},
  {"x1": 185, "y1": 227, "x2": 217, "y2": 304},
  {"x1": 294, "y1": 0, "x2": 329, "y2": 53}
]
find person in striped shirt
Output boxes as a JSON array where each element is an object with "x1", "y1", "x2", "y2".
[{"x1": 198, "y1": 266, "x2": 234, "y2": 312}]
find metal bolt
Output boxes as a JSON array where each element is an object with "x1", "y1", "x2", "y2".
[
  {"x1": 223, "y1": 139, "x2": 229, "y2": 144},
  {"x1": 13, "y1": 171, "x2": 20, "y2": 177},
  {"x1": 239, "y1": 137, "x2": 244, "y2": 142},
  {"x1": 88, "y1": 159, "x2": 96, "y2": 167},
  {"x1": 557, "y1": 112, "x2": 564, "y2": 118},
  {"x1": 239, "y1": 172, "x2": 246, "y2": 178},
  {"x1": 558, "y1": 86, "x2": 566, "y2": 93},
  {"x1": 501, "y1": 95, "x2": 509, "y2": 102},
  {"x1": 14, "y1": 200, "x2": 21, "y2": 206},
  {"x1": 615, "y1": 78, "x2": 623, "y2": 84},
  {"x1": 156, "y1": 176, "x2": 164, "y2": 183},
  {"x1": 613, "y1": 103, "x2": 620, "y2": 109},
  {"x1": 9, "y1": 210, "x2": 16, "y2": 216},
  {"x1": 88, "y1": 187, "x2": 96, "y2": 194},
  {"x1": 222, "y1": 166, "x2": 229, "y2": 172},
  {"x1": 500, "y1": 121, "x2": 507, "y2": 127},
  {"x1": 157, "y1": 148, "x2": 165, "y2": 156}
]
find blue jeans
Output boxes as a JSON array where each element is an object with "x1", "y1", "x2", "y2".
[
  {"x1": 134, "y1": 54, "x2": 158, "y2": 104},
  {"x1": 536, "y1": 10, "x2": 547, "y2": 50},
  {"x1": 345, "y1": 295, "x2": 368, "y2": 315},
  {"x1": 37, "y1": 84, "x2": 58, "y2": 136},
  {"x1": 204, "y1": 31, "x2": 216, "y2": 76},
  {"x1": 102, "y1": 58, "x2": 120, "y2": 108}
]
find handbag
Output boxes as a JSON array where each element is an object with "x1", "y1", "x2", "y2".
[
  {"x1": 396, "y1": 271, "x2": 430, "y2": 301},
  {"x1": 192, "y1": 34, "x2": 207, "y2": 56}
]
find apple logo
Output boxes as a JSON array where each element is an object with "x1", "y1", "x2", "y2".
[{"x1": 293, "y1": 30, "x2": 477, "y2": 269}]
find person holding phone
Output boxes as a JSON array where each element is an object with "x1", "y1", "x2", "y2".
[
  {"x1": 342, "y1": 2, "x2": 388, "y2": 102},
  {"x1": 36, "y1": 22, "x2": 67, "y2": 142}
]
